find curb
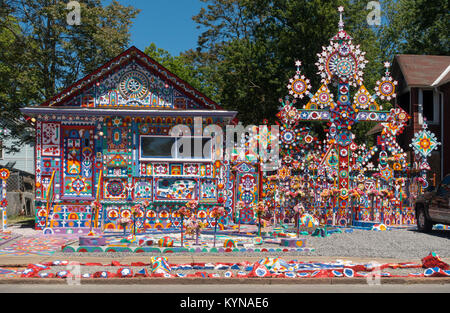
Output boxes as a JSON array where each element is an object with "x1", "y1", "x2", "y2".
[{"x1": 0, "y1": 277, "x2": 449, "y2": 285}]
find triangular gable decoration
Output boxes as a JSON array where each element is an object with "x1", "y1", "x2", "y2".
[{"x1": 43, "y1": 47, "x2": 221, "y2": 111}]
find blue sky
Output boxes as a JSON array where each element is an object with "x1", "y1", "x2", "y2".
[{"x1": 102, "y1": 0, "x2": 206, "y2": 56}]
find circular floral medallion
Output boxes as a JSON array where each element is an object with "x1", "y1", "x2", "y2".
[
  {"x1": 106, "y1": 180, "x2": 125, "y2": 197},
  {"x1": 119, "y1": 71, "x2": 150, "y2": 100}
]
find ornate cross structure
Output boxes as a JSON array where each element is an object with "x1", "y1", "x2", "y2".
[{"x1": 278, "y1": 7, "x2": 404, "y2": 226}]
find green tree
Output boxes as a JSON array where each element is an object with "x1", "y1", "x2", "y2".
[
  {"x1": 0, "y1": 0, "x2": 139, "y2": 150},
  {"x1": 380, "y1": 0, "x2": 449, "y2": 58},
  {"x1": 144, "y1": 42, "x2": 216, "y2": 99},
  {"x1": 188, "y1": 0, "x2": 387, "y2": 144}
]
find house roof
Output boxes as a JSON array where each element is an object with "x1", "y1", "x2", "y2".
[
  {"x1": 38, "y1": 46, "x2": 222, "y2": 110},
  {"x1": 366, "y1": 123, "x2": 383, "y2": 136},
  {"x1": 393, "y1": 54, "x2": 450, "y2": 87},
  {"x1": 20, "y1": 106, "x2": 238, "y2": 119}
]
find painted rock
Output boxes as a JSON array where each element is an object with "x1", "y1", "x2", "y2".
[
  {"x1": 158, "y1": 237, "x2": 173, "y2": 247},
  {"x1": 223, "y1": 239, "x2": 236, "y2": 248},
  {"x1": 253, "y1": 237, "x2": 264, "y2": 245}
]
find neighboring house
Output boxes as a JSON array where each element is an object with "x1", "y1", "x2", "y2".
[
  {"x1": 0, "y1": 138, "x2": 35, "y2": 174},
  {"x1": 0, "y1": 136, "x2": 36, "y2": 217},
  {"x1": 390, "y1": 54, "x2": 450, "y2": 183}
]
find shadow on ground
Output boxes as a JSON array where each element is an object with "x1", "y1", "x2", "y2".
[
  {"x1": 408, "y1": 228, "x2": 450, "y2": 239},
  {"x1": 10, "y1": 218, "x2": 35, "y2": 229}
]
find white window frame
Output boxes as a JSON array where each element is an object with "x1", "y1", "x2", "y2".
[
  {"x1": 418, "y1": 88, "x2": 440, "y2": 125},
  {"x1": 139, "y1": 135, "x2": 213, "y2": 162}
]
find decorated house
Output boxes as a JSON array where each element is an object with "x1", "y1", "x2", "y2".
[
  {"x1": 21, "y1": 47, "x2": 262, "y2": 233},
  {"x1": 391, "y1": 55, "x2": 450, "y2": 182}
]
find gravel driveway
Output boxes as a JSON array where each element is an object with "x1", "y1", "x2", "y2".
[
  {"x1": 303, "y1": 228, "x2": 450, "y2": 259},
  {"x1": 5, "y1": 224, "x2": 450, "y2": 260}
]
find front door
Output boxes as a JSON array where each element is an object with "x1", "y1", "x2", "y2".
[{"x1": 235, "y1": 172, "x2": 259, "y2": 224}]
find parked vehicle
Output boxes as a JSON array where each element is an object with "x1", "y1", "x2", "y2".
[{"x1": 415, "y1": 174, "x2": 450, "y2": 232}]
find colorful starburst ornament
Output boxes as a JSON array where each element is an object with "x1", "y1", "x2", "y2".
[
  {"x1": 287, "y1": 61, "x2": 312, "y2": 99},
  {"x1": 410, "y1": 122, "x2": 441, "y2": 159},
  {"x1": 375, "y1": 62, "x2": 398, "y2": 101}
]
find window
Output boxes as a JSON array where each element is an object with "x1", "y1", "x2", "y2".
[
  {"x1": 140, "y1": 136, "x2": 212, "y2": 160},
  {"x1": 397, "y1": 91, "x2": 410, "y2": 115},
  {"x1": 420, "y1": 89, "x2": 439, "y2": 124},
  {"x1": 140, "y1": 136, "x2": 176, "y2": 159},
  {"x1": 422, "y1": 90, "x2": 434, "y2": 122}
]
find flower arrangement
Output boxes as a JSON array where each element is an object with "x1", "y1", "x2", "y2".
[
  {"x1": 320, "y1": 189, "x2": 331, "y2": 199},
  {"x1": 178, "y1": 206, "x2": 192, "y2": 219},
  {"x1": 186, "y1": 200, "x2": 199, "y2": 210},
  {"x1": 211, "y1": 206, "x2": 226, "y2": 247},
  {"x1": 367, "y1": 189, "x2": 380, "y2": 197},
  {"x1": 185, "y1": 216, "x2": 207, "y2": 245},
  {"x1": 117, "y1": 217, "x2": 132, "y2": 236},
  {"x1": 349, "y1": 188, "x2": 363, "y2": 199},
  {"x1": 211, "y1": 206, "x2": 226, "y2": 219}
]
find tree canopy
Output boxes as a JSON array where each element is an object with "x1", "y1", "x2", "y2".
[
  {"x1": 0, "y1": 0, "x2": 139, "y2": 151},
  {"x1": 2, "y1": 0, "x2": 449, "y2": 150}
]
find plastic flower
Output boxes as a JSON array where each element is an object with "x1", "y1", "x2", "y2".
[
  {"x1": 253, "y1": 201, "x2": 267, "y2": 218},
  {"x1": 131, "y1": 204, "x2": 142, "y2": 217},
  {"x1": 117, "y1": 217, "x2": 131, "y2": 226},
  {"x1": 293, "y1": 203, "x2": 305, "y2": 214},
  {"x1": 211, "y1": 206, "x2": 226, "y2": 219},
  {"x1": 186, "y1": 200, "x2": 199, "y2": 210},
  {"x1": 178, "y1": 206, "x2": 192, "y2": 219},
  {"x1": 185, "y1": 217, "x2": 207, "y2": 236}
]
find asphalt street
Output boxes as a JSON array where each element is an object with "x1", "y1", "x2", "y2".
[{"x1": 0, "y1": 283, "x2": 449, "y2": 293}]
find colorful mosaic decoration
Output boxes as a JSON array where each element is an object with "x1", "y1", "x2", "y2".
[
  {"x1": 259, "y1": 6, "x2": 420, "y2": 228},
  {"x1": 0, "y1": 168, "x2": 9, "y2": 231},
  {"x1": 21, "y1": 40, "x2": 243, "y2": 232}
]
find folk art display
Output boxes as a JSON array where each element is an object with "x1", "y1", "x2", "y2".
[
  {"x1": 0, "y1": 168, "x2": 10, "y2": 232},
  {"x1": 18, "y1": 7, "x2": 441, "y2": 251}
]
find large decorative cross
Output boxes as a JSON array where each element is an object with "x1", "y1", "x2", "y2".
[{"x1": 278, "y1": 7, "x2": 401, "y2": 226}]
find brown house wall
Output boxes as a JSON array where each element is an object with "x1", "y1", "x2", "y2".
[{"x1": 440, "y1": 83, "x2": 450, "y2": 177}]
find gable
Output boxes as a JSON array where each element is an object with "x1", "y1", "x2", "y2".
[{"x1": 43, "y1": 47, "x2": 221, "y2": 111}]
